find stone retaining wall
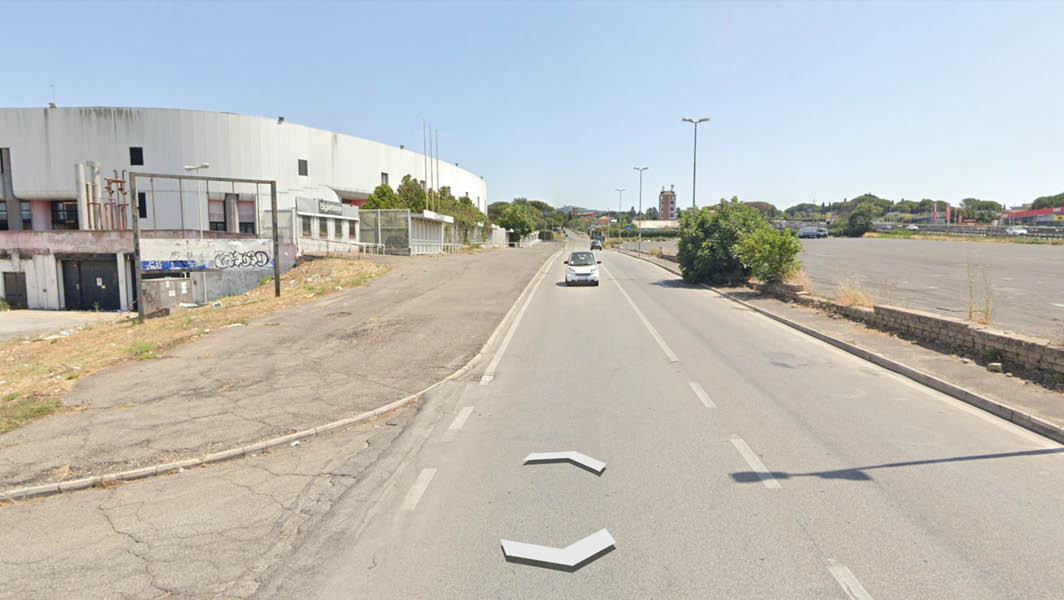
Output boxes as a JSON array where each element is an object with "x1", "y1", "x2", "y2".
[{"x1": 751, "y1": 281, "x2": 1064, "y2": 383}]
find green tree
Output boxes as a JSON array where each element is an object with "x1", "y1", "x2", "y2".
[
  {"x1": 487, "y1": 201, "x2": 510, "y2": 223},
  {"x1": 644, "y1": 206, "x2": 660, "y2": 220},
  {"x1": 396, "y1": 174, "x2": 426, "y2": 212},
  {"x1": 676, "y1": 198, "x2": 769, "y2": 285},
  {"x1": 737, "y1": 227, "x2": 803, "y2": 283},
  {"x1": 499, "y1": 202, "x2": 536, "y2": 239},
  {"x1": 830, "y1": 201, "x2": 879, "y2": 237},
  {"x1": 363, "y1": 183, "x2": 400, "y2": 209},
  {"x1": 1031, "y1": 193, "x2": 1064, "y2": 210},
  {"x1": 744, "y1": 201, "x2": 780, "y2": 218}
]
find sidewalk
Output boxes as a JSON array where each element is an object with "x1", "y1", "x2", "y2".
[
  {"x1": 622, "y1": 250, "x2": 1064, "y2": 441},
  {"x1": 0, "y1": 244, "x2": 558, "y2": 490}
]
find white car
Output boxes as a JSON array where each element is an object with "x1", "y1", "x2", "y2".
[
  {"x1": 565, "y1": 251, "x2": 600, "y2": 286},
  {"x1": 906, "y1": 224, "x2": 920, "y2": 231},
  {"x1": 1006, "y1": 226, "x2": 1028, "y2": 236}
]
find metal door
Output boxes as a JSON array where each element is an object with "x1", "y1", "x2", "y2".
[
  {"x1": 61, "y1": 259, "x2": 120, "y2": 310},
  {"x1": 62, "y1": 260, "x2": 82, "y2": 310},
  {"x1": 2, "y1": 272, "x2": 27, "y2": 308}
]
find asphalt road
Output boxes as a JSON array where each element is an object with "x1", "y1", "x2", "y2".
[
  {"x1": 623, "y1": 237, "x2": 1064, "y2": 340},
  {"x1": 262, "y1": 237, "x2": 1064, "y2": 599}
]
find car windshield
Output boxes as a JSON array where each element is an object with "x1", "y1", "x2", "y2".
[{"x1": 569, "y1": 252, "x2": 596, "y2": 266}]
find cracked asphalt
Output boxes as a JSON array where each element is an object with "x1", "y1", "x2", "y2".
[{"x1": 0, "y1": 244, "x2": 556, "y2": 599}]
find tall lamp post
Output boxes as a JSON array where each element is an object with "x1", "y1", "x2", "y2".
[
  {"x1": 615, "y1": 187, "x2": 626, "y2": 246},
  {"x1": 633, "y1": 166, "x2": 647, "y2": 254},
  {"x1": 681, "y1": 117, "x2": 709, "y2": 209}
]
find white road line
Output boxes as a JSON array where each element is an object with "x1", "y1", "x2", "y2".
[
  {"x1": 826, "y1": 559, "x2": 875, "y2": 600},
  {"x1": 602, "y1": 265, "x2": 679, "y2": 362},
  {"x1": 688, "y1": 381, "x2": 716, "y2": 408},
  {"x1": 480, "y1": 252, "x2": 556, "y2": 385},
  {"x1": 1052, "y1": 303, "x2": 1064, "y2": 308},
  {"x1": 448, "y1": 406, "x2": 474, "y2": 430},
  {"x1": 401, "y1": 467, "x2": 437, "y2": 511},
  {"x1": 729, "y1": 436, "x2": 781, "y2": 489}
]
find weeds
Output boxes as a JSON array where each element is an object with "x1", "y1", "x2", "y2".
[
  {"x1": 966, "y1": 263, "x2": 994, "y2": 325},
  {"x1": 982, "y1": 348, "x2": 1001, "y2": 362},
  {"x1": 785, "y1": 269, "x2": 814, "y2": 294},
  {"x1": 837, "y1": 277, "x2": 878, "y2": 307},
  {"x1": 126, "y1": 341, "x2": 157, "y2": 360}
]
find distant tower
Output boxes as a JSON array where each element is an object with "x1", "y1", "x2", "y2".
[{"x1": 659, "y1": 185, "x2": 678, "y2": 220}]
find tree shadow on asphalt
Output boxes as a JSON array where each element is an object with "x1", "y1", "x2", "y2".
[{"x1": 731, "y1": 447, "x2": 1064, "y2": 483}]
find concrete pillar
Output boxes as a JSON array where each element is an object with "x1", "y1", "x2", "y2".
[
  {"x1": 75, "y1": 163, "x2": 90, "y2": 230},
  {"x1": 1, "y1": 149, "x2": 21, "y2": 231},
  {"x1": 116, "y1": 252, "x2": 130, "y2": 311}
]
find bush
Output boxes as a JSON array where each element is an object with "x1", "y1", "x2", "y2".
[
  {"x1": 829, "y1": 201, "x2": 879, "y2": 237},
  {"x1": 736, "y1": 227, "x2": 803, "y2": 283},
  {"x1": 677, "y1": 199, "x2": 768, "y2": 285}
]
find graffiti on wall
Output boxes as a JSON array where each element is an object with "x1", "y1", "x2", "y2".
[
  {"x1": 140, "y1": 238, "x2": 274, "y2": 272},
  {"x1": 213, "y1": 250, "x2": 271, "y2": 269}
]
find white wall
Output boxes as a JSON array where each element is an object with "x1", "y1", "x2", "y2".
[
  {"x1": 0, "y1": 254, "x2": 61, "y2": 309},
  {"x1": 0, "y1": 107, "x2": 489, "y2": 221}
]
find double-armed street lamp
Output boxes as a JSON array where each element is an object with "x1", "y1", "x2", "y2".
[
  {"x1": 681, "y1": 117, "x2": 709, "y2": 209},
  {"x1": 633, "y1": 166, "x2": 647, "y2": 254}
]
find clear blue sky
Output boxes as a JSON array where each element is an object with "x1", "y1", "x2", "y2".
[{"x1": 4, "y1": 1, "x2": 1062, "y2": 211}]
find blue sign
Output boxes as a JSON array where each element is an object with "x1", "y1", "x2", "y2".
[{"x1": 626, "y1": 224, "x2": 632, "y2": 231}]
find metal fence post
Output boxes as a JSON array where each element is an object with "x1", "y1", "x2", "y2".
[
  {"x1": 270, "y1": 181, "x2": 280, "y2": 297},
  {"x1": 129, "y1": 173, "x2": 145, "y2": 322}
]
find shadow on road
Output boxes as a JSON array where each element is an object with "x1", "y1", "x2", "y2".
[{"x1": 731, "y1": 447, "x2": 1064, "y2": 484}]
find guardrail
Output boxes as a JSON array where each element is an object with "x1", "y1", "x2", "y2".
[
  {"x1": 878, "y1": 224, "x2": 1064, "y2": 240},
  {"x1": 299, "y1": 238, "x2": 384, "y2": 256}
]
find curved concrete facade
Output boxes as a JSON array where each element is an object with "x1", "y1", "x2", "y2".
[{"x1": 0, "y1": 106, "x2": 487, "y2": 212}]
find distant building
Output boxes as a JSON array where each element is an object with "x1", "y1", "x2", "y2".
[{"x1": 659, "y1": 185, "x2": 678, "y2": 220}]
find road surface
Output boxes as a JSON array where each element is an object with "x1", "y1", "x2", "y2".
[
  {"x1": 623, "y1": 237, "x2": 1064, "y2": 340},
  {"x1": 261, "y1": 237, "x2": 1064, "y2": 599}
]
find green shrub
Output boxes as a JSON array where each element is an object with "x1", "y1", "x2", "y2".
[
  {"x1": 737, "y1": 227, "x2": 803, "y2": 283},
  {"x1": 829, "y1": 201, "x2": 879, "y2": 237},
  {"x1": 677, "y1": 198, "x2": 768, "y2": 285}
]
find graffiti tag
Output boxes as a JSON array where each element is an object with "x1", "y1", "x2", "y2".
[{"x1": 213, "y1": 250, "x2": 271, "y2": 269}]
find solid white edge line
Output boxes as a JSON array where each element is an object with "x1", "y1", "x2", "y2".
[
  {"x1": 827, "y1": 559, "x2": 875, "y2": 600},
  {"x1": 401, "y1": 467, "x2": 438, "y2": 511},
  {"x1": 729, "y1": 436, "x2": 781, "y2": 489},
  {"x1": 448, "y1": 406, "x2": 474, "y2": 431},
  {"x1": 601, "y1": 264, "x2": 679, "y2": 362},
  {"x1": 688, "y1": 381, "x2": 716, "y2": 408},
  {"x1": 480, "y1": 249, "x2": 560, "y2": 385}
]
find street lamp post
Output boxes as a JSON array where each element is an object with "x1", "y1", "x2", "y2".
[
  {"x1": 615, "y1": 187, "x2": 626, "y2": 246},
  {"x1": 681, "y1": 117, "x2": 709, "y2": 209},
  {"x1": 633, "y1": 166, "x2": 647, "y2": 254}
]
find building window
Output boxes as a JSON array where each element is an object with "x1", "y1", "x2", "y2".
[
  {"x1": 301, "y1": 215, "x2": 312, "y2": 237},
  {"x1": 298, "y1": 159, "x2": 308, "y2": 176},
  {"x1": 0, "y1": 202, "x2": 7, "y2": 230},
  {"x1": 336, "y1": 219, "x2": 346, "y2": 239},
  {"x1": 137, "y1": 192, "x2": 147, "y2": 219},
  {"x1": 51, "y1": 201, "x2": 79, "y2": 230},
  {"x1": 129, "y1": 147, "x2": 144, "y2": 166},
  {"x1": 380, "y1": 172, "x2": 389, "y2": 186},
  {"x1": 319, "y1": 217, "x2": 328, "y2": 238},
  {"x1": 238, "y1": 200, "x2": 255, "y2": 234},
  {"x1": 20, "y1": 201, "x2": 31, "y2": 230},
  {"x1": 208, "y1": 198, "x2": 227, "y2": 231},
  {"x1": 420, "y1": 179, "x2": 425, "y2": 189}
]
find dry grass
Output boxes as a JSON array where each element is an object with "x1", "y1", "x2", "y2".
[
  {"x1": 0, "y1": 256, "x2": 389, "y2": 434},
  {"x1": 784, "y1": 269, "x2": 814, "y2": 294},
  {"x1": 836, "y1": 277, "x2": 878, "y2": 307},
  {"x1": 966, "y1": 263, "x2": 994, "y2": 325}
]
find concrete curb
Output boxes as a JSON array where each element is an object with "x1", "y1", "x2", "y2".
[
  {"x1": 618, "y1": 249, "x2": 1064, "y2": 445},
  {"x1": 0, "y1": 245, "x2": 564, "y2": 504}
]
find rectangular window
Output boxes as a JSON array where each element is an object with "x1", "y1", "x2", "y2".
[
  {"x1": 237, "y1": 200, "x2": 255, "y2": 234},
  {"x1": 137, "y1": 192, "x2": 147, "y2": 219},
  {"x1": 208, "y1": 198, "x2": 227, "y2": 231},
  {"x1": 298, "y1": 159, "x2": 308, "y2": 176},
  {"x1": 380, "y1": 172, "x2": 389, "y2": 186},
  {"x1": 0, "y1": 202, "x2": 7, "y2": 230},
  {"x1": 336, "y1": 219, "x2": 346, "y2": 239},
  {"x1": 20, "y1": 201, "x2": 31, "y2": 230},
  {"x1": 51, "y1": 201, "x2": 79, "y2": 230},
  {"x1": 301, "y1": 215, "x2": 312, "y2": 237},
  {"x1": 129, "y1": 147, "x2": 144, "y2": 166},
  {"x1": 319, "y1": 217, "x2": 328, "y2": 237},
  {"x1": 420, "y1": 179, "x2": 425, "y2": 189}
]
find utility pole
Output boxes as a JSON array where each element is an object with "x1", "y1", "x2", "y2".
[
  {"x1": 682, "y1": 117, "x2": 709, "y2": 208},
  {"x1": 434, "y1": 129, "x2": 440, "y2": 211},
  {"x1": 633, "y1": 167, "x2": 647, "y2": 254},
  {"x1": 129, "y1": 173, "x2": 144, "y2": 322},
  {"x1": 423, "y1": 120, "x2": 429, "y2": 203},
  {"x1": 615, "y1": 187, "x2": 626, "y2": 245}
]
